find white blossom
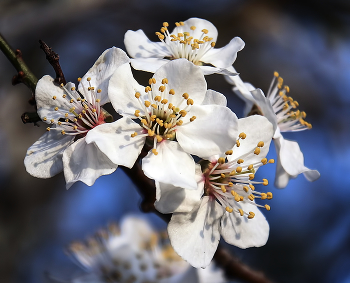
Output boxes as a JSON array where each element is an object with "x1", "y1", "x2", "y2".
[
  {"x1": 124, "y1": 18, "x2": 244, "y2": 75},
  {"x1": 155, "y1": 116, "x2": 274, "y2": 268},
  {"x1": 24, "y1": 47, "x2": 130, "y2": 188},
  {"x1": 227, "y1": 72, "x2": 320, "y2": 188},
  {"x1": 86, "y1": 59, "x2": 238, "y2": 189}
]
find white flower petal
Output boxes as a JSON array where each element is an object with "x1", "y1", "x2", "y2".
[
  {"x1": 36, "y1": 75, "x2": 71, "y2": 123},
  {"x1": 85, "y1": 117, "x2": 145, "y2": 168},
  {"x1": 202, "y1": 89, "x2": 227, "y2": 106},
  {"x1": 120, "y1": 216, "x2": 154, "y2": 247},
  {"x1": 200, "y1": 65, "x2": 238, "y2": 76},
  {"x1": 108, "y1": 63, "x2": 146, "y2": 118},
  {"x1": 171, "y1": 18, "x2": 218, "y2": 43},
  {"x1": 130, "y1": 58, "x2": 170, "y2": 73},
  {"x1": 274, "y1": 136, "x2": 320, "y2": 188},
  {"x1": 176, "y1": 105, "x2": 238, "y2": 158},
  {"x1": 201, "y1": 37, "x2": 245, "y2": 68},
  {"x1": 168, "y1": 197, "x2": 223, "y2": 268},
  {"x1": 155, "y1": 164, "x2": 204, "y2": 214},
  {"x1": 227, "y1": 115, "x2": 274, "y2": 165},
  {"x1": 220, "y1": 200, "x2": 269, "y2": 248},
  {"x1": 79, "y1": 47, "x2": 130, "y2": 105},
  {"x1": 251, "y1": 89, "x2": 278, "y2": 132},
  {"x1": 124, "y1": 29, "x2": 171, "y2": 59},
  {"x1": 152, "y1": 59, "x2": 207, "y2": 108},
  {"x1": 63, "y1": 138, "x2": 117, "y2": 189},
  {"x1": 142, "y1": 140, "x2": 197, "y2": 190},
  {"x1": 24, "y1": 130, "x2": 74, "y2": 178}
]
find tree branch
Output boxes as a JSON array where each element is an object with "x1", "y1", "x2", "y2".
[
  {"x1": 0, "y1": 33, "x2": 37, "y2": 92},
  {"x1": 39, "y1": 40, "x2": 66, "y2": 85}
]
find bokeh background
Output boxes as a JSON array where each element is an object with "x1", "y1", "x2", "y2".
[{"x1": 0, "y1": 0, "x2": 349, "y2": 282}]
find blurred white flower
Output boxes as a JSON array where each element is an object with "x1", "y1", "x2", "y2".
[
  {"x1": 64, "y1": 216, "x2": 227, "y2": 283},
  {"x1": 227, "y1": 72, "x2": 320, "y2": 188},
  {"x1": 124, "y1": 18, "x2": 244, "y2": 75},
  {"x1": 155, "y1": 115, "x2": 274, "y2": 268},
  {"x1": 24, "y1": 47, "x2": 130, "y2": 188},
  {"x1": 86, "y1": 59, "x2": 238, "y2": 190}
]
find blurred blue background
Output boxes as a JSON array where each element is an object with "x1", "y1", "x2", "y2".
[{"x1": 0, "y1": 0, "x2": 349, "y2": 282}]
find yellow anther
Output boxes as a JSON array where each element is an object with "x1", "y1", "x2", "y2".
[
  {"x1": 180, "y1": 21, "x2": 184, "y2": 26},
  {"x1": 249, "y1": 174, "x2": 255, "y2": 180},
  {"x1": 236, "y1": 140, "x2": 240, "y2": 147},
  {"x1": 95, "y1": 99, "x2": 101, "y2": 103},
  {"x1": 236, "y1": 167, "x2": 242, "y2": 173},
  {"x1": 159, "y1": 85, "x2": 165, "y2": 92},
  {"x1": 257, "y1": 141, "x2": 264, "y2": 147},
  {"x1": 61, "y1": 130, "x2": 66, "y2": 135},
  {"x1": 238, "y1": 209, "x2": 244, "y2": 216},
  {"x1": 243, "y1": 186, "x2": 249, "y2": 193},
  {"x1": 267, "y1": 192, "x2": 273, "y2": 200},
  {"x1": 179, "y1": 110, "x2": 187, "y2": 117},
  {"x1": 284, "y1": 85, "x2": 290, "y2": 92},
  {"x1": 231, "y1": 190, "x2": 236, "y2": 196},
  {"x1": 64, "y1": 119, "x2": 68, "y2": 123},
  {"x1": 145, "y1": 86, "x2": 152, "y2": 92},
  {"x1": 81, "y1": 110, "x2": 86, "y2": 114},
  {"x1": 221, "y1": 173, "x2": 226, "y2": 178},
  {"x1": 226, "y1": 207, "x2": 233, "y2": 213},
  {"x1": 274, "y1": 71, "x2": 279, "y2": 77},
  {"x1": 182, "y1": 93, "x2": 189, "y2": 99},
  {"x1": 268, "y1": 159, "x2": 275, "y2": 164},
  {"x1": 169, "y1": 114, "x2": 176, "y2": 118},
  {"x1": 135, "y1": 92, "x2": 141, "y2": 98},
  {"x1": 261, "y1": 158, "x2": 268, "y2": 165},
  {"x1": 131, "y1": 132, "x2": 138, "y2": 138},
  {"x1": 161, "y1": 99, "x2": 168, "y2": 104},
  {"x1": 97, "y1": 89, "x2": 102, "y2": 93},
  {"x1": 161, "y1": 78, "x2": 168, "y2": 84},
  {"x1": 154, "y1": 96, "x2": 161, "y2": 102},
  {"x1": 65, "y1": 113, "x2": 69, "y2": 118},
  {"x1": 149, "y1": 78, "x2": 154, "y2": 85},
  {"x1": 202, "y1": 29, "x2": 208, "y2": 34},
  {"x1": 163, "y1": 22, "x2": 169, "y2": 27},
  {"x1": 187, "y1": 98, "x2": 194, "y2": 105},
  {"x1": 60, "y1": 83, "x2": 64, "y2": 87},
  {"x1": 261, "y1": 193, "x2": 267, "y2": 200},
  {"x1": 249, "y1": 184, "x2": 255, "y2": 191},
  {"x1": 175, "y1": 22, "x2": 180, "y2": 27},
  {"x1": 144, "y1": 101, "x2": 151, "y2": 107},
  {"x1": 190, "y1": 26, "x2": 196, "y2": 30},
  {"x1": 73, "y1": 118, "x2": 77, "y2": 122},
  {"x1": 151, "y1": 104, "x2": 157, "y2": 109},
  {"x1": 86, "y1": 77, "x2": 91, "y2": 81},
  {"x1": 221, "y1": 185, "x2": 226, "y2": 193},
  {"x1": 42, "y1": 117, "x2": 47, "y2": 121},
  {"x1": 211, "y1": 42, "x2": 216, "y2": 47},
  {"x1": 156, "y1": 135, "x2": 163, "y2": 143},
  {"x1": 169, "y1": 89, "x2": 175, "y2": 95},
  {"x1": 52, "y1": 96, "x2": 57, "y2": 100},
  {"x1": 46, "y1": 127, "x2": 50, "y2": 131},
  {"x1": 78, "y1": 114, "x2": 82, "y2": 119},
  {"x1": 176, "y1": 120, "x2": 183, "y2": 126},
  {"x1": 183, "y1": 32, "x2": 190, "y2": 37},
  {"x1": 225, "y1": 150, "x2": 233, "y2": 155},
  {"x1": 265, "y1": 204, "x2": 271, "y2": 211},
  {"x1": 190, "y1": 116, "x2": 196, "y2": 122},
  {"x1": 160, "y1": 27, "x2": 167, "y2": 33},
  {"x1": 229, "y1": 170, "x2": 236, "y2": 176},
  {"x1": 254, "y1": 148, "x2": 261, "y2": 155},
  {"x1": 152, "y1": 149, "x2": 158, "y2": 155},
  {"x1": 263, "y1": 179, "x2": 269, "y2": 186},
  {"x1": 141, "y1": 119, "x2": 148, "y2": 125},
  {"x1": 54, "y1": 107, "x2": 58, "y2": 111},
  {"x1": 234, "y1": 195, "x2": 241, "y2": 202},
  {"x1": 92, "y1": 109, "x2": 96, "y2": 113},
  {"x1": 248, "y1": 194, "x2": 255, "y2": 201},
  {"x1": 134, "y1": 110, "x2": 140, "y2": 117},
  {"x1": 237, "y1": 159, "x2": 244, "y2": 164},
  {"x1": 62, "y1": 94, "x2": 67, "y2": 98},
  {"x1": 77, "y1": 77, "x2": 82, "y2": 82},
  {"x1": 248, "y1": 164, "x2": 253, "y2": 170},
  {"x1": 148, "y1": 129, "x2": 155, "y2": 136},
  {"x1": 218, "y1": 157, "x2": 226, "y2": 164},
  {"x1": 239, "y1": 132, "x2": 247, "y2": 139},
  {"x1": 248, "y1": 212, "x2": 255, "y2": 219}
]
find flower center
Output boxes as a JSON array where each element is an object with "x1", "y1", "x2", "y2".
[
  {"x1": 202, "y1": 133, "x2": 274, "y2": 219},
  {"x1": 155, "y1": 21, "x2": 216, "y2": 65},
  {"x1": 130, "y1": 77, "x2": 197, "y2": 155},
  {"x1": 45, "y1": 77, "x2": 109, "y2": 138},
  {"x1": 267, "y1": 72, "x2": 312, "y2": 132}
]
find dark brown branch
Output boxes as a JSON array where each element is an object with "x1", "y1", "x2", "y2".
[
  {"x1": 121, "y1": 152, "x2": 273, "y2": 283},
  {"x1": 39, "y1": 40, "x2": 66, "y2": 85},
  {"x1": 21, "y1": 112, "x2": 41, "y2": 125}
]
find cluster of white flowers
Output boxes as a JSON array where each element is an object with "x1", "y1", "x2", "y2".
[{"x1": 24, "y1": 18, "x2": 320, "y2": 270}]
